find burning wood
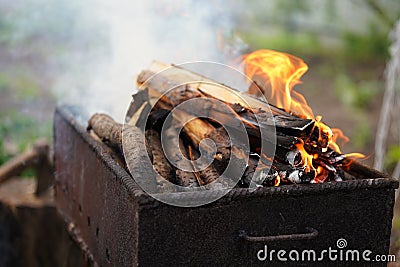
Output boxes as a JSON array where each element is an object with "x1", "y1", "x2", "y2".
[{"x1": 87, "y1": 50, "x2": 365, "y2": 192}]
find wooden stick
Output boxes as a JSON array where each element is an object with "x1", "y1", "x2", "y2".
[
  {"x1": 145, "y1": 129, "x2": 173, "y2": 181},
  {"x1": 145, "y1": 129, "x2": 175, "y2": 193},
  {"x1": 122, "y1": 124, "x2": 158, "y2": 193},
  {"x1": 163, "y1": 124, "x2": 199, "y2": 188},
  {"x1": 87, "y1": 113, "x2": 130, "y2": 169},
  {"x1": 87, "y1": 113, "x2": 123, "y2": 152}
]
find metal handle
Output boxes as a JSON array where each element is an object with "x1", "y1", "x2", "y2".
[{"x1": 239, "y1": 227, "x2": 318, "y2": 242}]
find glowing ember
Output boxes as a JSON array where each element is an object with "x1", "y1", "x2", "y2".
[
  {"x1": 274, "y1": 175, "x2": 281, "y2": 186},
  {"x1": 315, "y1": 166, "x2": 329, "y2": 183},
  {"x1": 295, "y1": 141, "x2": 315, "y2": 173}
]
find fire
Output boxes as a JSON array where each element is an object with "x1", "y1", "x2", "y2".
[
  {"x1": 315, "y1": 166, "x2": 329, "y2": 183},
  {"x1": 330, "y1": 128, "x2": 349, "y2": 153},
  {"x1": 241, "y1": 49, "x2": 364, "y2": 181},
  {"x1": 241, "y1": 49, "x2": 340, "y2": 151},
  {"x1": 314, "y1": 115, "x2": 333, "y2": 152},
  {"x1": 274, "y1": 175, "x2": 281, "y2": 186},
  {"x1": 342, "y1": 153, "x2": 366, "y2": 167},
  {"x1": 295, "y1": 141, "x2": 315, "y2": 173},
  {"x1": 242, "y1": 49, "x2": 312, "y2": 118}
]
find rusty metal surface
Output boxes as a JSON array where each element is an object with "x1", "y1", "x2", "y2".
[
  {"x1": 54, "y1": 105, "x2": 398, "y2": 266},
  {"x1": 54, "y1": 106, "x2": 141, "y2": 267},
  {"x1": 137, "y1": 185, "x2": 396, "y2": 266}
]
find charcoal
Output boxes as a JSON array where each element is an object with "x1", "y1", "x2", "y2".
[{"x1": 240, "y1": 156, "x2": 278, "y2": 187}]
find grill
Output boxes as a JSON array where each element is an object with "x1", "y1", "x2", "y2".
[{"x1": 54, "y1": 105, "x2": 398, "y2": 266}]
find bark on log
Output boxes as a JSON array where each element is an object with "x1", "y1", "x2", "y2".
[
  {"x1": 122, "y1": 124, "x2": 158, "y2": 193},
  {"x1": 163, "y1": 125, "x2": 199, "y2": 188},
  {"x1": 137, "y1": 62, "x2": 331, "y2": 150},
  {"x1": 87, "y1": 113, "x2": 123, "y2": 152},
  {"x1": 87, "y1": 113, "x2": 130, "y2": 168},
  {"x1": 145, "y1": 129, "x2": 176, "y2": 193}
]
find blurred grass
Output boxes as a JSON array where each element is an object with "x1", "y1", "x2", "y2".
[
  {"x1": 0, "y1": 112, "x2": 52, "y2": 165},
  {"x1": 240, "y1": 32, "x2": 324, "y2": 57},
  {"x1": 343, "y1": 27, "x2": 390, "y2": 61},
  {"x1": 240, "y1": 29, "x2": 389, "y2": 63},
  {"x1": 334, "y1": 73, "x2": 381, "y2": 109},
  {"x1": 351, "y1": 122, "x2": 373, "y2": 150},
  {"x1": 0, "y1": 1, "x2": 104, "y2": 168}
]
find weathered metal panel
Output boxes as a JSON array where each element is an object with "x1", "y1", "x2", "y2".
[
  {"x1": 54, "y1": 105, "x2": 398, "y2": 267},
  {"x1": 55, "y1": 107, "x2": 140, "y2": 266}
]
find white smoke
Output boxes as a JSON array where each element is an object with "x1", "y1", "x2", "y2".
[{"x1": 53, "y1": 0, "x2": 245, "y2": 120}]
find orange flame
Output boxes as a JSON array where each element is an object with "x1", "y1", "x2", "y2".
[
  {"x1": 315, "y1": 166, "x2": 329, "y2": 183},
  {"x1": 343, "y1": 153, "x2": 366, "y2": 167},
  {"x1": 295, "y1": 141, "x2": 315, "y2": 173},
  {"x1": 314, "y1": 115, "x2": 333, "y2": 152},
  {"x1": 241, "y1": 49, "x2": 355, "y2": 154},
  {"x1": 241, "y1": 49, "x2": 364, "y2": 180},
  {"x1": 242, "y1": 49, "x2": 313, "y2": 118},
  {"x1": 274, "y1": 176, "x2": 281, "y2": 186},
  {"x1": 330, "y1": 128, "x2": 349, "y2": 153}
]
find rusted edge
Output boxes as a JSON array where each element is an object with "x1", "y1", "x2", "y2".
[
  {"x1": 56, "y1": 105, "x2": 399, "y2": 211},
  {"x1": 55, "y1": 106, "x2": 147, "y2": 203},
  {"x1": 66, "y1": 220, "x2": 97, "y2": 267},
  {"x1": 140, "y1": 178, "x2": 399, "y2": 209}
]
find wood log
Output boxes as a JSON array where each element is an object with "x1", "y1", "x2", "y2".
[
  {"x1": 141, "y1": 75, "x2": 310, "y2": 145},
  {"x1": 153, "y1": 91, "x2": 303, "y2": 150},
  {"x1": 122, "y1": 124, "x2": 158, "y2": 193},
  {"x1": 136, "y1": 62, "x2": 293, "y2": 118},
  {"x1": 156, "y1": 98, "x2": 303, "y2": 175},
  {"x1": 126, "y1": 88, "x2": 151, "y2": 122},
  {"x1": 187, "y1": 145, "x2": 234, "y2": 190},
  {"x1": 153, "y1": 96, "x2": 251, "y2": 184},
  {"x1": 137, "y1": 61, "x2": 331, "y2": 150},
  {"x1": 87, "y1": 113, "x2": 123, "y2": 152},
  {"x1": 130, "y1": 92, "x2": 248, "y2": 183},
  {"x1": 162, "y1": 124, "x2": 199, "y2": 188},
  {"x1": 145, "y1": 129, "x2": 173, "y2": 181},
  {"x1": 129, "y1": 61, "x2": 352, "y2": 187},
  {"x1": 87, "y1": 113, "x2": 131, "y2": 168},
  {"x1": 145, "y1": 129, "x2": 175, "y2": 193}
]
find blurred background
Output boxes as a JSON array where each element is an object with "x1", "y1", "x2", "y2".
[
  {"x1": 0, "y1": 0, "x2": 400, "y2": 262},
  {"x1": 1, "y1": 0, "x2": 399, "y2": 172}
]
